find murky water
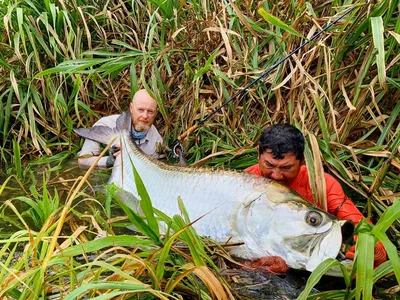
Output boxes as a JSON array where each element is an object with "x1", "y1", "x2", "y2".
[{"x1": 0, "y1": 160, "x2": 109, "y2": 237}]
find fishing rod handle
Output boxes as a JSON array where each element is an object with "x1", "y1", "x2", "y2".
[{"x1": 177, "y1": 123, "x2": 199, "y2": 141}]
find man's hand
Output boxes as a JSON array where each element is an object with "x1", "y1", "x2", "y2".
[
  {"x1": 345, "y1": 241, "x2": 387, "y2": 268},
  {"x1": 373, "y1": 241, "x2": 387, "y2": 267},
  {"x1": 243, "y1": 256, "x2": 287, "y2": 274},
  {"x1": 106, "y1": 145, "x2": 121, "y2": 167}
]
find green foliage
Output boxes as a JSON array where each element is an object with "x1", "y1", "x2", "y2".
[
  {"x1": 257, "y1": 6, "x2": 303, "y2": 38},
  {"x1": 299, "y1": 199, "x2": 400, "y2": 299},
  {"x1": 147, "y1": 0, "x2": 178, "y2": 20},
  {"x1": 11, "y1": 176, "x2": 60, "y2": 229},
  {"x1": 0, "y1": 0, "x2": 399, "y2": 297},
  {"x1": 127, "y1": 140, "x2": 161, "y2": 235},
  {"x1": 371, "y1": 16, "x2": 386, "y2": 89},
  {"x1": 12, "y1": 139, "x2": 23, "y2": 179},
  {"x1": 0, "y1": 167, "x2": 231, "y2": 299}
]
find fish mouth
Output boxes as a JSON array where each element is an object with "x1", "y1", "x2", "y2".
[
  {"x1": 340, "y1": 220, "x2": 355, "y2": 244},
  {"x1": 305, "y1": 219, "x2": 354, "y2": 271},
  {"x1": 335, "y1": 220, "x2": 355, "y2": 261}
]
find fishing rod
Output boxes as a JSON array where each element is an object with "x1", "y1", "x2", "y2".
[{"x1": 171, "y1": 5, "x2": 358, "y2": 157}]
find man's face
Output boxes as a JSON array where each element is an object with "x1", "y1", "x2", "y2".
[
  {"x1": 130, "y1": 96, "x2": 157, "y2": 132},
  {"x1": 258, "y1": 149, "x2": 302, "y2": 186}
]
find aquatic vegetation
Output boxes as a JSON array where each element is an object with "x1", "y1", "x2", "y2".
[
  {"x1": 12, "y1": 178, "x2": 60, "y2": 229},
  {"x1": 0, "y1": 169, "x2": 234, "y2": 299},
  {"x1": 0, "y1": 0, "x2": 399, "y2": 298}
]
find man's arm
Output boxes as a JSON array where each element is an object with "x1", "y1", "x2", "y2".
[
  {"x1": 325, "y1": 174, "x2": 364, "y2": 224},
  {"x1": 78, "y1": 139, "x2": 108, "y2": 168},
  {"x1": 325, "y1": 174, "x2": 386, "y2": 267},
  {"x1": 77, "y1": 115, "x2": 119, "y2": 168}
]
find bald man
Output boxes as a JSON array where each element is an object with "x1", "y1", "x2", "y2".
[{"x1": 78, "y1": 89, "x2": 163, "y2": 168}]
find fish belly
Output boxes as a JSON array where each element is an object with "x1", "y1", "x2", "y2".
[{"x1": 110, "y1": 151, "x2": 259, "y2": 243}]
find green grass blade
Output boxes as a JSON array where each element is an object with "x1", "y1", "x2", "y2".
[
  {"x1": 155, "y1": 222, "x2": 192, "y2": 281},
  {"x1": 371, "y1": 16, "x2": 386, "y2": 89},
  {"x1": 124, "y1": 138, "x2": 160, "y2": 235},
  {"x1": 373, "y1": 231, "x2": 400, "y2": 284},
  {"x1": 171, "y1": 214, "x2": 205, "y2": 267},
  {"x1": 373, "y1": 260, "x2": 396, "y2": 283},
  {"x1": 373, "y1": 199, "x2": 400, "y2": 232},
  {"x1": 297, "y1": 258, "x2": 349, "y2": 300},
  {"x1": 12, "y1": 140, "x2": 22, "y2": 179},
  {"x1": 115, "y1": 195, "x2": 162, "y2": 245},
  {"x1": 53, "y1": 235, "x2": 154, "y2": 258},
  {"x1": 257, "y1": 7, "x2": 303, "y2": 38},
  {"x1": 355, "y1": 233, "x2": 375, "y2": 300},
  {"x1": 64, "y1": 282, "x2": 156, "y2": 300},
  {"x1": 372, "y1": 199, "x2": 400, "y2": 283},
  {"x1": 376, "y1": 98, "x2": 400, "y2": 147}
]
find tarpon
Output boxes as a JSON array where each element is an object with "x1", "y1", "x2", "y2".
[{"x1": 74, "y1": 113, "x2": 353, "y2": 272}]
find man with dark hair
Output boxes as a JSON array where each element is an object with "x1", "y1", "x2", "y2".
[{"x1": 245, "y1": 124, "x2": 386, "y2": 267}]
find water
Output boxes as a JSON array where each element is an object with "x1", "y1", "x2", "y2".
[{"x1": 0, "y1": 160, "x2": 110, "y2": 236}]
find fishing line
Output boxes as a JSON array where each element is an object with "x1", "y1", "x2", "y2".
[{"x1": 171, "y1": 5, "x2": 358, "y2": 157}]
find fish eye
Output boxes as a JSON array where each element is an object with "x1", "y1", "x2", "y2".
[{"x1": 305, "y1": 211, "x2": 322, "y2": 226}]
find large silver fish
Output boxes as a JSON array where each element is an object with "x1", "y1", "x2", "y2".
[{"x1": 74, "y1": 113, "x2": 353, "y2": 272}]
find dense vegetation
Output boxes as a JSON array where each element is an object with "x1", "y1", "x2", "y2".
[{"x1": 0, "y1": 0, "x2": 399, "y2": 298}]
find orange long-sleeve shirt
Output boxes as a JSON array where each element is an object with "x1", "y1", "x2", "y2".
[
  {"x1": 244, "y1": 163, "x2": 387, "y2": 267},
  {"x1": 244, "y1": 164, "x2": 365, "y2": 224}
]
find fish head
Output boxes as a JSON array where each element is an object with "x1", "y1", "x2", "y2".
[
  {"x1": 235, "y1": 180, "x2": 354, "y2": 271},
  {"x1": 275, "y1": 200, "x2": 354, "y2": 271}
]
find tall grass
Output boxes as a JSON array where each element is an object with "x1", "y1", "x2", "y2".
[
  {"x1": 0, "y1": 166, "x2": 234, "y2": 299},
  {"x1": 1, "y1": 0, "x2": 399, "y2": 297}
]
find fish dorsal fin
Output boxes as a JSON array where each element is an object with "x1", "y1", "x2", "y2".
[
  {"x1": 115, "y1": 111, "x2": 132, "y2": 131},
  {"x1": 73, "y1": 126, "x2": 118, "y2": 145}
]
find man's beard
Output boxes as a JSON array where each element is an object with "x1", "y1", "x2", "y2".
[{"x1": 134, "y1": 123, "x2": 150, "y2": 132}]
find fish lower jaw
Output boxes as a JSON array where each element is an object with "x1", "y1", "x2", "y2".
[{"x1": 228, "y1": 244, "x2": 276, "y2": 261}]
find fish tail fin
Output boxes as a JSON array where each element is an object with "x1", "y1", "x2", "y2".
[
  {"x1": 115, "y1": 112, "x2": 132, "y2": 131},
  {"x1": 73, "y1": 126, "x2": 117, "y2": 145}
]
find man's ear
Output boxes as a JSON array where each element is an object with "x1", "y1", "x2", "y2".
[{"x1": 129, "y1": 102, "x2": 134, "y2": 112}]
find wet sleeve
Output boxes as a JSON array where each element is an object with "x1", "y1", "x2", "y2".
[
  {"x1": 77, "y1": 139, "x2": 108, "y2": 168},
  {"x1": 326, "y1": 175, "x2": 387, "y2": 266},
  {"x1": 325, "y1": 174, "x2": 364, "y2": 225}
]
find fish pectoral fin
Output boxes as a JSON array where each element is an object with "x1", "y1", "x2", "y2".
[
  {"x1": 243, "y1": 256, "x2": 288, "y2": 274},
  {"x1": 115, "y1": 112, "x2": 132, "y2": 131},
  {"x1": 115, "y1": 190, "x2": 142, "y2": 214},
  {"x1": 242, "y1": 191, "x2": 264, "y2": 207}
]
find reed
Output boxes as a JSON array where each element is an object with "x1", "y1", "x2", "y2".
[
  {"x1": 0, "y1": 0, "x2": 399, "y2": 298},
  {"x1": 0, "y1": 166, "x2": 233, "y2": 299}
]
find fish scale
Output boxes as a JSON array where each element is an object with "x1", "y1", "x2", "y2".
[
  {"x1": 74, "y1": 123, "x2": 352, "y2": 272},
  {"x1": 112, "y1": 147, "x2": 249, "y2": 241}
]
